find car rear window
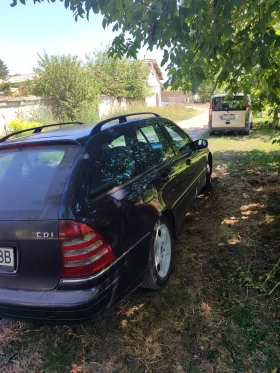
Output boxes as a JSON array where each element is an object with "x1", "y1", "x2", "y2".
[
  {"x1": 212, "y1": 96, "x2": 246, "y2": 111},
  {"x1": 0, "y1": 145, "x2": 80, "y2": 220}
]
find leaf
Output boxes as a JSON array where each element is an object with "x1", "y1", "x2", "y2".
[
  {"x1": 223, "y1": 24, "x2": 234, "y2": 38},
  {"x1": 154, "y1": 2, "x2": 163, "y2": 15},
  {"x1": 161, "y1": 49, "x2": 169, "y2": 67},
  {"x1": 115, "y1": 0, "x2": 122, "y2": 13},
  {"x1": 19, "y1": 0, "x2": 26, "y2": 4},
  {"x1": 102, "y1": 17, "x2": 107, "y2": 30},
  {"x1": 251, "y1": 51, "x2": 259, "y2": 66}
]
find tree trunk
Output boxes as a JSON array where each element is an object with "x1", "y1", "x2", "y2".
[{"x1": 272, "y1": 106, "x2": 279, "y2": 128}]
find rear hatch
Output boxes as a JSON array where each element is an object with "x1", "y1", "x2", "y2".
[
  {"x1": 212, "y1": 95, "x2": 247, "y2": 128},
  {"x1": 0, "y1": 143, "x2": 80, "y2": 291}
]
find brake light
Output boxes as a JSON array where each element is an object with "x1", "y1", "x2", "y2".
[
  {"x1": 245, "y1": 101, "x2": 250, "y2": 109},
  {"x1": 59, "y1": 220, "x2": 116, "y2": 278},
  {"x1": 209, "y1": 103, "x2": 212, "y2": 119}
]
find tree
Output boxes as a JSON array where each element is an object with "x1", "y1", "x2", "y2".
[
  {"x1": 0, "y1": 59, "x2": 9, "y2": 79},
  {"x1": 31, "y1": 52, "x2": 100, "y2": 121},
  {"x1": 11, "y1": 0, "x2": 280, "y2": 124},
  {"x1": 85, "y1": 47, "x2": 150, "y2": 101}
]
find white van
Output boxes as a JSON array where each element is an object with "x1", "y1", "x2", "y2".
[{"x1": 208, "y1": 94, "x2": 252, "y2": 135}]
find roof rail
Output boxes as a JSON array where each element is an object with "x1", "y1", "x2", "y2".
[
  {"x1": 0, "y1": 122, "x2": 84, "y2": 143},
  {"x1": 90, "y1": 112, "x2": 161, "y2": 135}
]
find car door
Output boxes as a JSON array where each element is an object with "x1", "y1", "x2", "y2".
[
  {"x1": 158, "y1": 119, "x2": 201, "y2": 222},
  {"x1": 135, "y1": 119, "x2": 193, "y2": 227},
  {"x1": 68, "y1": 126, "x2": 152, "y2": 287}
]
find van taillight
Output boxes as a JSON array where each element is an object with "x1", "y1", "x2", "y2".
[
  {"x1": 59, "y1": 220, "x2": 116, "y2": 278},
  {"x1": 209, "y1": 103, "x2": 212, "y2": 119},
  {"x1": 246, "y1": 101, "x2": 250, "y2": 109}
]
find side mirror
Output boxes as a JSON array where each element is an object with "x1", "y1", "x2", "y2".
[{"x1": 195, "y1": 139, "x2": 208, "y2": 149}]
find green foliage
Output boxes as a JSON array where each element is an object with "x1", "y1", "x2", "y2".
[
  {"x1": 32, "y1": 52, "x2": 100, "y2": 121},
  {"x1": 0, "y1": 80, "x2": 12, "y2": 95},
  {"x1": 78, "y1": 101, "x2": 100, "y2": 123},
  {"x1": 12, "y1": 0, "x2": 280, "y2": 126},
  {"x1": 5, "y1": 119, "x2": 41, "y2": 136},
  {"x1": 0, "y1": 59, "x2": 9, "y2": 79},
  {"x1": 22, "y1": 104, "x2": 59, "y2": 125},
  {"x1": 85, "y1": 47, "x2": 151, "y2": 100},
  {"x1": 229, "y1": 260, "x2": 280, "y2": 294}
]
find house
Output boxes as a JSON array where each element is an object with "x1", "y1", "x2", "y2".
[{"x1": 143, "y1": 59, "x2": 164, "y2": 107}]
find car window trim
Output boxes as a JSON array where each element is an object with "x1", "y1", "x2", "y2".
[
  {"x1": 138, "y1": 120, "x2": 176, "y2": 164},
  {"x1": 137, "y1": 127, "x2": 160, "y2": 165},
  {"x1": 159, "y1": 119, "x2": 192, "y2": 144},
  {"x1": 158, "y1": 119, "x2": 194, "y2": 157},
  {"x1": 90, "y1": 127, "x2": 140, "y2": 197}
]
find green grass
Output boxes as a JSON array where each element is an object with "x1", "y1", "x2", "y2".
[
  {"x1": 0, "y1": 125, "x2": 280, "y2": 373},
  {"x1": 107, "y1": 102, "x2": 199, "y2": 123}
]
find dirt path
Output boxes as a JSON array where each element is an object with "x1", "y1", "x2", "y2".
[{"x1": 176, "y1": 108, "x2": 209, "y2": 139}]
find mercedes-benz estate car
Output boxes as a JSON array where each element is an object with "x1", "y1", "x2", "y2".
[{"x1": 0, "y1": 112, "x2": 212, "y2": 323}]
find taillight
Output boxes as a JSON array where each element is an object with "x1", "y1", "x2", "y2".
[
  {"x1": 59, "y1": 220, "x2": 116, "y2": 278},
  {"x1": 245, "y1": 101, "x2": 250, "y2": 109},
  {"x1": 209, "y1": 103, "x2": 212, "y2": 119}
]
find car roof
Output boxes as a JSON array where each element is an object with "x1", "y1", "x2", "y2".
[
  {"x1": 211, "y1": 93, "x2": 244, "y2": 99},
  {"x1": 0, "y1": 113, "x2": 160, "y2": 147}
]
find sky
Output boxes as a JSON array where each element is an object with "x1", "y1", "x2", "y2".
[{"x1": 0, "y1": 1, "x2": 164, "y2": 76}]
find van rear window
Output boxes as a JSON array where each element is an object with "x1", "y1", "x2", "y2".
[
  {"x1": 212, "y1": 96, "x2": 246, "y2": 111},
  {"x1": 0, "y1": 145, "x2": 80, "y2": 220}
]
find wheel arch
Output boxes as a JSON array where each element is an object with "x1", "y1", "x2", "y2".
[{"x1": 161, "y1": 209, "x2": 176, "y2": 238}]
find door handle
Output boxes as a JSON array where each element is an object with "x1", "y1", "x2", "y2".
[{"x1": 186, "y1": 159, "x2": 192, "y2": 165}]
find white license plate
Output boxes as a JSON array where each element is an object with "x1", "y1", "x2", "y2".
[
  {"x1": 0, "y1": 248, "x2": 15, "y2": 269},
  {"x1": 221, "y1": 114, "x2": 235, "y2": 121}
]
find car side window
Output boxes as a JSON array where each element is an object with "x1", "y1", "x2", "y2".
[
  {"x1": 162, "y1": 121, "x2": 193, "y2": 155},
  {"x1": 140, "y1": 123, "x2": 175, "y2": 163},
  {"x1": 136, "y1": 129, "x2": 159, "y2": 170},
  {"x1": 91, "y1": 134, "x2": 136, "y2": 195}
]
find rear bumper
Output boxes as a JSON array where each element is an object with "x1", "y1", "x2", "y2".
[
  {"x1": 209, "y1": 121, "x2": 251, "y2": 133},
  {"x1": 0, "y1": 233, "x2": 151, "y2": 324},
  {"x1": 0, "y1": 275, "x2": 122, "y2": 324}
]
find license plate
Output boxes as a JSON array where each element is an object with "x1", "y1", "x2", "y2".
[
  {"x1": 0, "y1": 248, "x2": 15, "y2": 270},
  {"x1": 221, "y1": 114, "x2": 235, "y2": 121}
]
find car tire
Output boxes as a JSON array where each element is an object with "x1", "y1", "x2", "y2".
[
  {"x1": 204, "y1": 162, "x2": 212, "y2": 191},
  {"x1": 142, "y1": 216, "x2": 172, "y2": 289},
  {"x1": 209, "y1": 130, "x2": 213, "y2": 136}
]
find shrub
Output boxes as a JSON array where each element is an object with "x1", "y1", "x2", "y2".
[
  {"x1": 5, "y1": 119, "x2": 41, "y2": 137},
  {"x1": 0, "y1": 80, "x2": 12, "y2": 95},
  {"x1": 33, "y1": 52, "x2": 100, "y2": 121}
]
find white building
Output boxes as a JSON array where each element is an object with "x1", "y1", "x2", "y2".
[{"x1": 143, "y1": 59, "x2": 164, "y2": 107}]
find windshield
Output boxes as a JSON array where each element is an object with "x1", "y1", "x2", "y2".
[
  {"x1": 0, "y1": 145, "x2": 80, "y2": 220},
  {"x1": 212, "y1": 96, "x2": 246, "y2": 111}
]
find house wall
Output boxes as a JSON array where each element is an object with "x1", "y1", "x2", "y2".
[
  {"x1": 145, "y1": 62, "x2": 162, "y2": 107},
  {"x1": 99, "y1": 96, "x2": 130, "y2": 117},
  {"x1": 161, "y1": 91, "x2": 194, "y2": 104},
  {"x1": 0, "y1": 96, "x2": 131, "y2": 134},
  {"x1": 0, "y1": 97, "x2": 52, "y2": 134}
]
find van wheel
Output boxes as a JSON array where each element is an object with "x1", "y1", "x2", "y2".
[
  {"x1": 209, "y1": 130, "x2": 213, "y2": 136},
  {"x1": 142, "y1": 216, "x2": 172, "y2": 289}
]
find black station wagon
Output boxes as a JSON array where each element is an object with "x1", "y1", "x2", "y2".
[{"x1": 0, "y1": 112, "x2": 212, "y2": 323}]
